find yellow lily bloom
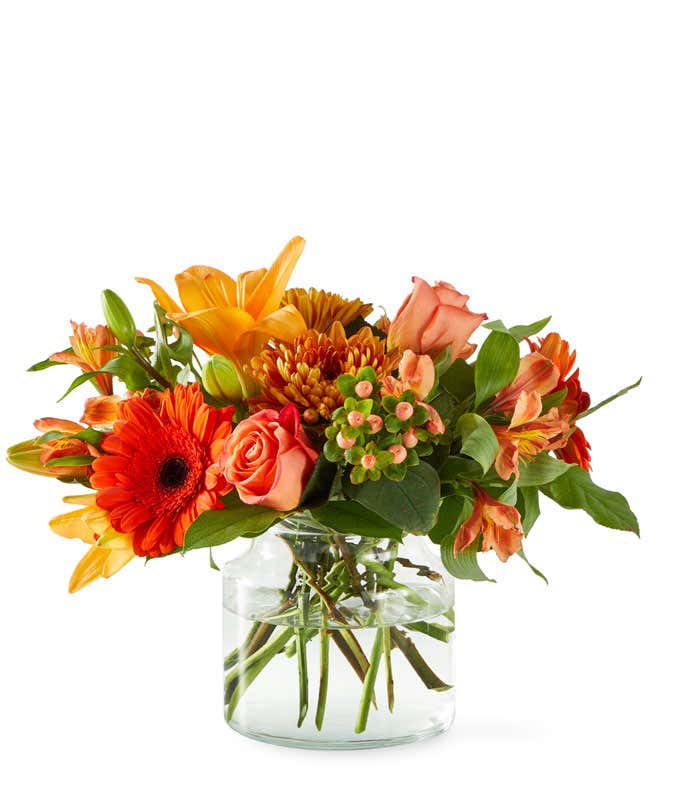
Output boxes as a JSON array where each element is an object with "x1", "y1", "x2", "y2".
[
  {"x1": 49, "y1": 494, "x2": 135, "y2": 593},
  {"x1": 136, "y1": 236, "x2": 307, "y2": 372}
]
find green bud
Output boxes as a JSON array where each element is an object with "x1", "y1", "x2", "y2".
[
  {"x1": 202, "y1": 355, "x2": 244, "y2": 403},
  {"x1": 101, "y1": 289, "x2": 137, "y2": 347}
]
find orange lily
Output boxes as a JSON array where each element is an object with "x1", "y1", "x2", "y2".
[
  {"x1": 493, "y1": 390, "x2": 569, "y2": 480},
  {"x1": 137, "y1": 237, "x2": 307, "y2": 375},
  {"x1": 454, "y1": 484, "x2": 523, "y2": 562},
  {"x1": 49, "y1": 322, "x2": 117, "y2": 395},
  {"x1": 49, "y1": 494, "x2": 134, "y2": 592},
  {"x1": 528, "y1": 333, "x2": 592, "y2": 470},
  {"x1": 489, "y1": 351, "x2": 560, "y2": 415}
]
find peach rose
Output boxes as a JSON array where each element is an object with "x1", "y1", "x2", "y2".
[
  {"x1": 222, "y1": 404, "x2": 318, "y2": 511},
  {"x1": 387, "y1": 277, "x2": 487, "y2": 360}
]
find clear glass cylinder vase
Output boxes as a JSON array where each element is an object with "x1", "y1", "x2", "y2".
[{"x1": 222, "y1": 514, "x2": 455, "y2": 750}]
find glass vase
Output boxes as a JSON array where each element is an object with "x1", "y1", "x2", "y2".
[{"x1": 222, "y1": 514, "x2": 455, "y2": 750}]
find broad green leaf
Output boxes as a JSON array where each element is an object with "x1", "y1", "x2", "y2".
[
  {"x1": 101, "y1": 289, "x2": 137, "y2": 346},
  {"x1": 483, "y1": 316, "x2": 551, "y2": 342},
  {"x1": 577, "y1": 377, "x2": 642, "y2": 420},
  {"x1": 310, "y1": 501, "x2": 402, "y2": 540},
  {"x1": 474, "y1": 331, "x2": 519, "y2": 408},
  {"x1": 541, "y1": 467, "x2": 639, "y2": 535},
  {"x1": 439, "y1": 358, "x2": 475, "y2": 403},
  {"x1": 516, "y1": 547, "x2": 548, "y2": 584},
  {"x1": 433, "y1": 346, "x2": 453, "y2": 379},
  {"x1": 344, "y1": 462, "x2": 440, "y2": 534},
  {"x1": 517, "y1": 486, "x2": 540, "y2": 535},
  {"x1": 518, "y1": 453, "x2": 573, "y2": 486},
  {"x1": 101, "y1": 354, "x2": 151, "y2": 391},
  {"x1": 456, "y1": 413, "x2": 499, "y2": 475},
  {"x1": 441, "y1": 534, "x2": 494, "y2": 582},
  {"x1": 183, "y1": 493, "x2": 280, "y2": 551},
  {"x1": 438, "y1": 455, "x2": 484, "y2": 482},
  {"x1": 168, "y1": 326, "x2": 194, "y2": 365},
  {"x1": 27, "y1": 349, "x2": 72, "y2": 372},
  {"x1": 430, "y1": 494, "x2": 473, "y2": 544},
  {"x1": 428, "y1": 389, "x2": 457, "y2": 424}
]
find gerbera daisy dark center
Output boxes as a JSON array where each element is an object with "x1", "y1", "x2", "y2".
[{"x1": 158, "y1": 456, "x2": 190, "y2": 490}]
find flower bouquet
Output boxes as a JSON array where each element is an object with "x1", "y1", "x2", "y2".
[{"x1": 8, "y1": 236, "x2": 640, "y2": 749}]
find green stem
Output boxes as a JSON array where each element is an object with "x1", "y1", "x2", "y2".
[
  {"x1": 129, "y1": 346, "x2": 172, "y2": 389},
  {"x1": 296, "y1": 586, "x2": 310, "y2": 727},
  {"x1": 404, "y1": 620, "x2": 454, "y2": 643},
  {"x1": 225, "y1": 627, "x2": 295, "y2": 718},
  {"x1": 390, "y1": 627, "x2": 453, "y2": 692},
  {"x1": 315, "y1": 612, "x2": 330, "y2": 731},
  {"x1": 355, "y1": 627, "x2": 385, "y2": 734},
  {"x1": 383, "y1": 624, "x2": 394, "y2": 712}
]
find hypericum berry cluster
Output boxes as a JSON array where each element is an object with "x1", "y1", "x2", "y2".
[{"x1": 323, "y1": 366, "x2": 441, "y2": 484}]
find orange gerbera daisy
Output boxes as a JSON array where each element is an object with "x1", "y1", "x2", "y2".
[{"x1": 90, "y1": 383, "x2": 234, "y2": 557}]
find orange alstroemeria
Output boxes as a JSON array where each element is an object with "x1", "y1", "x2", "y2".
[
  {"x1": 49, "y1": 322, "x2": 117, "y2": 395},
  {"x1": 489, "y1": 352, "x2": 560, "y2": 415},
  {"x1": 528, "y1": 333, "x2": 592, "y2": 470},
  {"x1": 137, "y1": 237, "x2": 308, "y2": 375},
  {"x1": 34, "y1": 417, "x2": 99, "y2": 479},
  {"x1": 81, "y1": 394, "x2": 122, "y2": 428},
  {"x1": 454, "y1": 485, "x2": 523, "y2": 562},
  {"x1": 49, "y1": 494, "x2": 135, "y2": 592},
  {"x1": 493, "y1": 390, "x2": 570, "y2": 480},
  {"x1": 382, "y1": 350, "x2": 435, "y2": 400}
]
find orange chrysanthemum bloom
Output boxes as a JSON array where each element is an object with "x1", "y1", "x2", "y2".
[
  {"x1": 90, "y1": 383, "x2": 234, "y2": 557},
  {"x1": 282, "y1": 288, "x2": 372, "y2": 334},
  {"x1": 528, "y1": 333, "x2": 592, "y2": 470},
  {"x1": 247, "y1": 322, "x2": 398, "y2": 420}
]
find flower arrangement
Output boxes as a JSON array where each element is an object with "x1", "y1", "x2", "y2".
[{"x1": 8, "y1": 236, "x2": 640, "y2": 746}]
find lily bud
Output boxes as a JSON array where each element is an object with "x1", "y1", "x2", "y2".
[
  {"x1": 202, "y1": 355, "x2": 244, "y2": 403},
  {"x1": 101, "y1": 289, "x2": 137, "y2": 347}
]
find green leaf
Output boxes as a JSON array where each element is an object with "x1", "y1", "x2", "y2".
[
  {"x1": 474, "y1": 331, "x2": 519, "y2": 408},
  {"x1": 430, "y1": 493, "x2": 472, "y2": 544},
  {"x1": 344, "y1": 462, "x2": 440, "y2": 534},
  {"x1": 518, "y1": 452, "x2": 573, "y2": 486},
  {"x1": 71, "y1": 428, "x2": 105, "y2": 446},
  {"x1": 183, "y1": 493, "x2": 281, "y2": 551},
  {"x1": 576, "y1": 377, "x2": 642, "y2": 420},
  {"x1": 433, "y1": 346, "x2": 453, "y2": 379},
  {"x1": 27, "y1": 349, "x2": 73, "y2": 372},
  {"x1": 101, "y1": 354, "x2": 151, "y2": 391},
  {"x1": 101, "y1": 289, "x2": 137, "y2": 346},
  {"x1": 439, "y1": 358, "x2": 475, "y2": 403},
  {"x1": 541, "y1": 387, "x2": 567, "y2": 413},
  {"x1": 58, "y1": 370, "x2": 100, "y2": 401},
  {"x1": 44, "y1": 454, "x2": 94, "y2": 468},
  {"x1": 438, "y1": 455, "x2": 484, "y2": 482},
  {"x1": 517, "y1": 486, "x2": 540, "y2": 535},
  {"x1": 516, "y1": 548, "x2": 548, "y2": 584},
  {"x1": 456, "y1": 413, "x2": 499, "y2": 475},
  {"x1": 168, "y1": 326, "x2": 194, "y2": 365},
  {"x1": 483, "y1": 316, "x2": 551, "y2": 342},
  {"x1": 541, "y1": 467, "x2": 639, "y2": 535},
  {"x1": 441, "y1": 534, "x2": 494, "y2": 582},
  {"x1": 299, "y1": 457, "x2": 339, "y2": 508},
  {"x1": 310, "y1": 501, "x2": 402, "y2": 540}
]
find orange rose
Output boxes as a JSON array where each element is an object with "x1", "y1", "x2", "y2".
[
  {"x1": 222, "y1": 405, "x2": 318, "y2": 511},
  {"x1": 387, "y1": 277, "x2": 487, "y2": 360}
]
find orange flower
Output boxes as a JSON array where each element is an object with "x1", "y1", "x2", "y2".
[
  {"x1": 493, "y1": 391, "x2": 570, "y2": 480},
  {"x1": 382, "y1": 350, "x2": 435, "y2": 400},
  {"x1": 489, "y1": 352, "x2": 560, "y2": 415},
  {"x1": 137, "y1": 237, "x2": 307, "y2": 373},
  {"x1": 49, "y1": 494, "x2": 135, "y2": 593},
  {"x1": 34, "y1": 417, "x2": 99, "y2": 479},
  {"x1": 528, "y1": 333, "x2": 592, "y2": 470},
  {"x1": 387, "y1": 278, "x2": 486, "y2": 359},
  {"x1": 81, "y1": 395, "x2": 122, "y2": 428},
  {"x1": 49, "y1": 322, "x2": 117, "y2": 395},
  {"x1": 90, "y1": 383, "x2": 234, "y2": 557},
  {"x1": 454, "y1": 485, "x2": 523, "y2": 562}
]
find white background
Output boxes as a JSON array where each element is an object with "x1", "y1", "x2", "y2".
[{"x1": 0, "y1": 2, "x2": 677, "y2": 792}]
